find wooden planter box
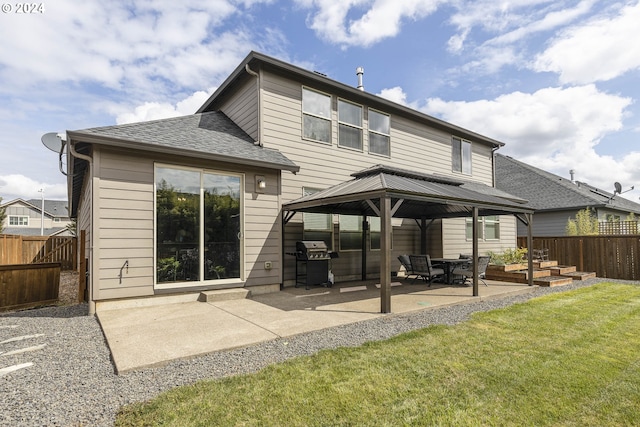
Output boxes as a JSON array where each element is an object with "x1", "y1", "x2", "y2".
[{"x1": 487, "y1": 263, "x2": 527, "y2": 272}]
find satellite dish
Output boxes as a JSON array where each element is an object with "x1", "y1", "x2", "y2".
[
  {"x1": 41, "y1": 132, "x2": 63, "y2": 153},
  {"x1": 614, "y1": 182, "x2": 622, "y2": 194}
]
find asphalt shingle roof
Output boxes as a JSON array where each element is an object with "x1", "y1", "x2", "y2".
[
  {"x1": 495, "y1": 154, "x2": 640, "y2": 214},
  {"x1": 25, "y1": 199, "x2": 69, "y2": 217},
  {"x1": 68, "y1": 111, "x2": 299, "y2": 172}
]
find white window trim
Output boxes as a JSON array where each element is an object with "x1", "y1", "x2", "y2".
[
  {"x1": 453, "y1": 136, "x2": 472, "y2": 175},
  {"x1": 367, "y1": 108, "x2": 391, "y2": 158},
  {"x1": 337, "y1": 98, "x2": 363, "y2": 151},
  {"x1": 154, "y1": 163, "x2": 245, "y2": 290},
  {"x1": 466, "y1": 216, "x2": 500, "y2": 241},
  {"x1": 302, "y1": 86, "x2": 332, "y2": 145},
  {"x1": 9, "y1": 215, "x2": 29, "y2": 226}
]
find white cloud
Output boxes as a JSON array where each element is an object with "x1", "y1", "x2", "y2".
[
  {"x1": 114, "y1": 89, "x2": 215, "y2": 124},
  {"x1": 377, "y1": 86, "x2": 409, "y2": 105},
  {"x1": 533, "y1": 2, "x2": 640, "y2": 84},
  {"x1": 0, "y1": 174, "x2": 67, "y2": 201},
  {"x1": 424, "y1": 84, "x2": 631, "y2": 153},
  {"x1": 297, "y1": 0, "x2": 441, "y2": 47},
  {"x1": 422, "y1": 84, "x2": 638, "y2": 200},
  {"x1": 0, "y1": 0, "x2": 263, "y2": 98},
  {"x1": 445, "y1": 0, "x2": 599, "y2": 76}
]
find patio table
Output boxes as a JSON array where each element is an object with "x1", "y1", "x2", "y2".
[{"x1": 430, "y1": 258, "x2": 471, "y2": 285}]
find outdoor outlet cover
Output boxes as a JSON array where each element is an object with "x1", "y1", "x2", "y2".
[{"x1": 264, "y1": 261, "x2": 272, "y2": 270}]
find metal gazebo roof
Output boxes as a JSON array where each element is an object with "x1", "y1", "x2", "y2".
[{"x1": 283, "y1": 165, "x2": 533, "y2": 219}]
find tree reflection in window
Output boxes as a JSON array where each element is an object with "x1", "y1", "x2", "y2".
[{"x1": 156, "y1": 167, "x2": 241, "y2": 285}]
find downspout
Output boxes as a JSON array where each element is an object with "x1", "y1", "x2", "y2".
[
  {"x1": 491, "y1": 145, "x2": 500, "y2": 188},
  {"x1": 69, "y1": 140, "x2": 96, "y2": 314},
  {"x1": 245, "y1": 63, "x2": 263, "y2": 147}
]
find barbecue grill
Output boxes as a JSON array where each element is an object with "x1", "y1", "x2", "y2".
[{"x1": 288, "y1": 241, "x2": 336, "y2": 289}]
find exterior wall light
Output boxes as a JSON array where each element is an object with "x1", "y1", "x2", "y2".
[{"x1": 255, "y1": 175, "x2": 266, "y2": 192}]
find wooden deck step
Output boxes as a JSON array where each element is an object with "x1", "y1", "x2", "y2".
[
  {"x1": 547, "y1": 265, "x2": 576, "y2": 275},
  {"x1": 534, "y1": 276, "x2": 574, "y2": 287},
  {"x1": 560, "y1": 271, "x2": 597, "y2": 280},
  {"x1": 533, "y1": 260, "x2": 558, "y2": 268}
]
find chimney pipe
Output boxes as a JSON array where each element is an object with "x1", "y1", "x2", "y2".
[
  {"x1": 569, "y1": 169, "x2": 575, "y2": 183},
  {"x1": 356, "y1": 67, "x2": 364, "y2": 91}
]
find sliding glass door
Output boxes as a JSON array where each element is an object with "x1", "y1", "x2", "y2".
[{"x1": 155, "y1": 165, "x2": 242, "y2": 287}]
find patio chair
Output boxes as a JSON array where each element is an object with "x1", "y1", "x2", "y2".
[
  {"x1": 451, "y1": 255, "x2": 491, "y2": 286},
  {"x1": 398, "y1": 254, "x2": 417, "y2": 280},
  {"x1": 532, "y1": 248, "x2": 549, "y2": 261},
  {"x1": 409, "y1": 255, "x2": 445, "y2": 286}
]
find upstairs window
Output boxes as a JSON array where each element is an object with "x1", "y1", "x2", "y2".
[
  {"x1": 368, "y1": 110, "x2": 390, "y2": 156},
  {"x1": 452, "y1": 136, "x2": 472, "y2": 175},
  {"x1": 338, "y1": 99, "x2": 363, "y2": 150},
  {"x1": 302, "y1": 88, "x2": 331, "y2": 143},
  {"x1": 9, "y1": 216, "x2": 29, "y2": 226}
]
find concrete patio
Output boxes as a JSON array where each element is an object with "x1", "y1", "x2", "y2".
[{"x1": 96, "y1": 278, "x2": 536, "y2": 373}]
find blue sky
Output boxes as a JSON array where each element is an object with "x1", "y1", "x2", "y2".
[{"x1": 1, "y1": 0, "x2": 639, "y2": 204}]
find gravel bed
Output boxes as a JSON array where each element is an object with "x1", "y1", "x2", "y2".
[{"x1": 1, "y1": 277, "x2": 637, "y2": 426}]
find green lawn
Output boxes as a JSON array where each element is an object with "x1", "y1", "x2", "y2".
[{"x1": 116, "y1": 283, "x2": 640, "y2": 426}]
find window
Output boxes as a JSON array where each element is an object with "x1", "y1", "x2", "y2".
[
  {"x1": 339, "y1": 215, "x2": 363, "y2": 251},
  {"x1": 369, "y1": 217, "x2": 380, "y2": 250},
  {"x1": 466, "y1": 216, "x2": 500, "y2": 240},
  {"x1": 338, "y1": 99, "x2": 362, "y2": 150},
  {"x1": 53, "y1": 218, "x2": 61, "y2": 223},
  {"x1": 452, "y1": 136, "x2": 472, "y2": 174},
  {"x1": 302, "y1": 88, "x2": 331, "y2": 143},
  {"x1": 155, "y1": 165, "x2": 242, "y2": 287},
  {"x1": 9, "y1": 216, "x2": 29, "y2": 226},
  {"x1": 302, "y1": 188, "x2": 333, "y2": 249},
  {"x1": 368, "y1": 110, "x2": 390, "y2": 156}
]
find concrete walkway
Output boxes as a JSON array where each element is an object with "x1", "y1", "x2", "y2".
[{"x1": 97, "y1": 279, "x2": 535, "y2": 373}]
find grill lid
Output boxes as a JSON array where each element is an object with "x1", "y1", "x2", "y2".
[{"x1": 295, "y1": 240, "x2": 330, "y2": 260}]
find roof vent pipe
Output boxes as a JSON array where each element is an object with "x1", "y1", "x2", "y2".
[
  {"x1": 569, "y1": 169, "x2": 575, "y2": 183},
  {"x1": 356, "y1": 67, "x2": 364, "y2": 91}
]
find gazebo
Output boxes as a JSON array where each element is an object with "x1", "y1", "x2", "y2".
[{"x1": 283, "y1": 165, "x2": 536, "y2": 313}]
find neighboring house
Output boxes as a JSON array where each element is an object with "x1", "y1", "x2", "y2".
[
  {"x1": 495, "y1": 154, "x2": 640, "y2": 236},
  {"x1": 65, "y1": 51, "x2": 533, "y2": 313},
  {"x1": 0, "y1": 198, "x2": 72, "y2": 236}
]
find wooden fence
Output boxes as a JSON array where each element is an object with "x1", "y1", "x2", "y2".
[
  {"x1": 0, "y1": 234, "x2": 77, "y2": 271},
  {"x1": 0, "y1": 263, "x2": 60, "y2": 311},
  {"x1": 517, "y1": 235, "x2": 640, "y2": 281}
]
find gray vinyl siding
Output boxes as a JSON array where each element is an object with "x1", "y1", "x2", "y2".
[
  {"x1": 77, "y1": 169, "x2": 92, "y2": 263},
  {"x1": 95, "y1": 149, "x2": 155, "y2": 300},
  {"x1": 517, "y1": 210, "x2": 577, "y2": 237},
  {"x1": 218, "y1": 77, "x2": 259, "y2": 141},
  {"x1": 90, "y1": 147, "x2": 282, "y2": 300},
  {"x1": 257, "y1": 70, "x2": 501, "y2": 285},
  {"x1": 443, "y1": 215, "x2": 517, "y2": 257}
]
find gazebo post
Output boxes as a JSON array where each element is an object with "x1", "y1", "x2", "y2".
[
  {"x1": 472, "y1": 207, "x2": 479, "y2": 296},
  {"x1": 380, "y1": 195, "x2": 392, "y2": 313}
]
